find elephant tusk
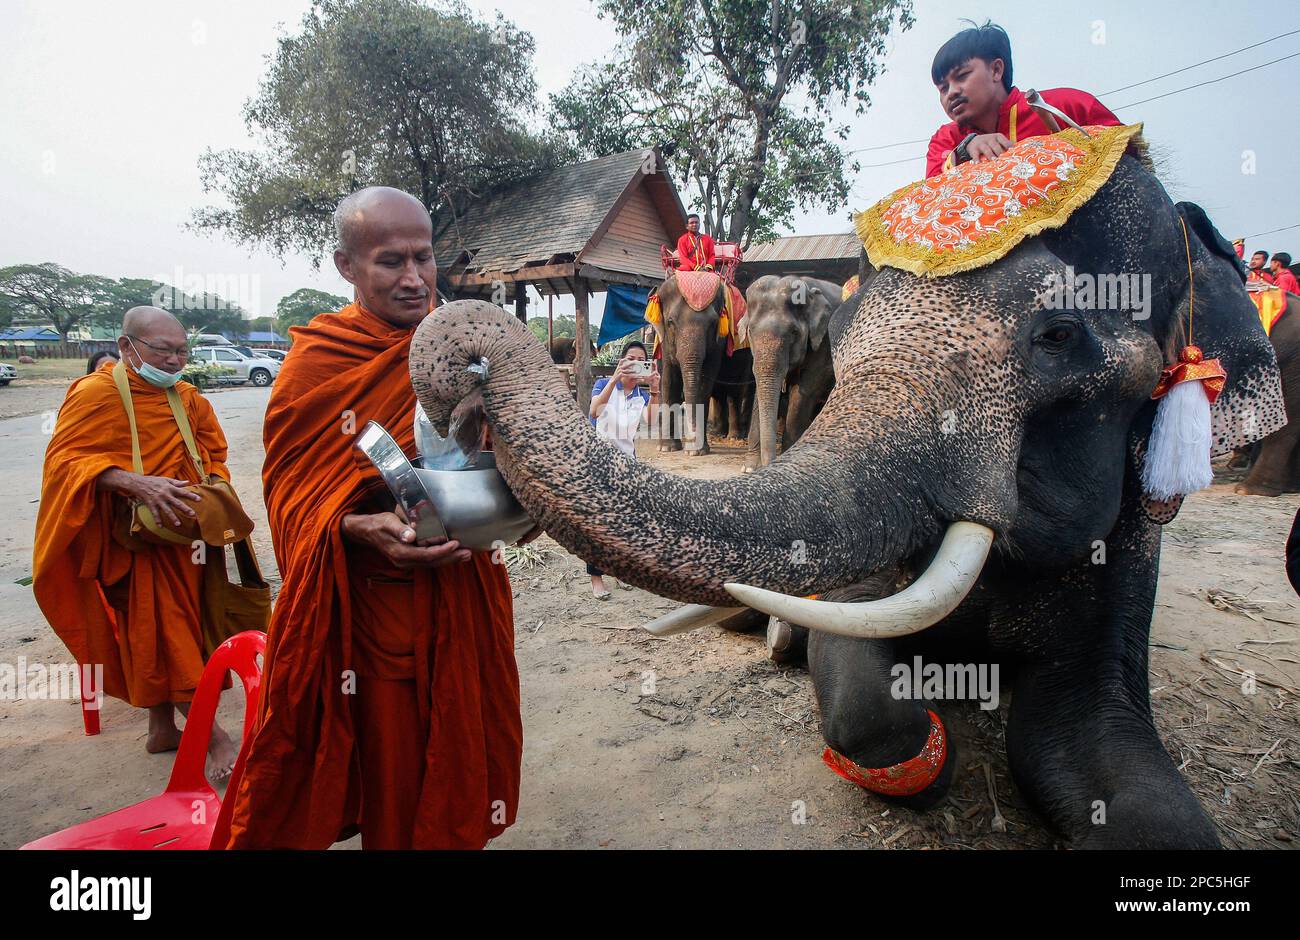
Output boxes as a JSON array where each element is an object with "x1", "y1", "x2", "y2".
[
  {"x1": 640, "y1": 603, "x2": 745, "y2": 637},
  {"x1": 722, "y1": 522, "x2": 994, "y2": 639}
]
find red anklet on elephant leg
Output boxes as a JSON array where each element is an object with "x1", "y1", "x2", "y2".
[{"x1": 822, "y1": 709, "x2": 947, "y2": 797}]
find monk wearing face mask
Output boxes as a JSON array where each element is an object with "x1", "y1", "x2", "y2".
[{"x1": 33, "y1": 306, "x2": 238, "y2": 774}]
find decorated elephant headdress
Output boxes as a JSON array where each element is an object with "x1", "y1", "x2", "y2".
[{"x1": 854, "y1": 124, "x2": 1285, "y2": 503}]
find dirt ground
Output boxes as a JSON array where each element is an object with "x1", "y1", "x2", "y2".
[
  {"x1": 0, "y1": 389, "x2": 1296, "y2": 849},
  {"x1": 0, "y1": 361, "x2": 97, "y2": 421}
]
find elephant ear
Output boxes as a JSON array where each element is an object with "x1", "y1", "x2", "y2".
[
  {"x1": 732, "y1": 298, "x2": 750, "y2": 347},
  {"x1": 1170, "y1": 202, "x2": 1285, "y2": 457},
  {"x1": 804, "y1": 280, "x2": 836, "y2": 351}
]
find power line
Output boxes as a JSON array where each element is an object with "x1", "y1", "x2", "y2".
[
  {"x1": 1101, "y1": 28, "x2": 1300, "y2": 95},
  {"x1": 1245, "y1": 223, "x2": 1300, "y2": 239},
  {"x1": 1113, "y1": 51, "x2": 1300, "y2": 109},
  {"x1": 858, "y1": 154, "x2": 923, "y2": 168},
  {"x1": 847, "y1": 137, "x2": 928, "y2": 154}
]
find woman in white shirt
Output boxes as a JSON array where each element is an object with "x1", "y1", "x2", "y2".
[{"x1": 587, "y1": 341, "x2": 658, "y2": 598}]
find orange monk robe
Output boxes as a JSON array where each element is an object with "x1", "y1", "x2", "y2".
[
  {"x1": 225, "y1": 303, "x2": 522, "y2": 850},
  {"x1": 33, "y1": 362, "x2": 232, "y2": 707}
]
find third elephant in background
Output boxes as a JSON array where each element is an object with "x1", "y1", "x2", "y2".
[{"x1": 741, "y1": 275, "x2": 845, "y2": 470}]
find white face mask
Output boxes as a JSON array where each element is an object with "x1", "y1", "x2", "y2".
[{"x1": 127, "y1": 338, "x2": 182, "y2": 388}]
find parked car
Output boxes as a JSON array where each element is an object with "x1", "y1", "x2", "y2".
[
  {"x1": 0, "y1": 363, "x2": 16, "y2": 386},
  {"x1": 250, "y1": 347, "x2": 287, "y2": 362},
  {"x1": 187, "y1": 346, "x2": 281, "y2": 387}
]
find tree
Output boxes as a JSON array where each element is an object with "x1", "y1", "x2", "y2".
[
  {"x1": 276, "y1": 287, "x2": 351, "y2": 333},
  {"x1": 527, "y1": 316, "x2": 576, "y2": 344},
  {"x1": 191, "y1": 0, "x2": 571, "y2": 262},
  {"x1": 551, "y1": 0, "x2": 913, "y2": 245},
  {"x1": 0, "y1": 263, "x2": 117, "y2": 342}
]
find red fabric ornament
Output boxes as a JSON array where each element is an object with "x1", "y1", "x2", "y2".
[
  {"x1": 821, "y1": 709, "x2": 947, "y2": 797},
  {"x1": 1150, "y1": 345, "x2": 1226, "y2": 403}
]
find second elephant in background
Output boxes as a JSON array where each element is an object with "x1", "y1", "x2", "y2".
[{"x1": 741, "y1": 275, "x2": 841, "y2": 469}]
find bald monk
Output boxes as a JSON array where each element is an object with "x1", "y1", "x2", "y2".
[
  {"x1": 34, "y1": 307, "x2": 237, "y2": 773},
  {"x1": 225, "y1": 187, "x2": 524, "y2": 849}
]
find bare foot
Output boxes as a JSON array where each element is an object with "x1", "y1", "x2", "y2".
[
  {"x1": 146, "y1": 725, "x2": 182, "y2": 753},
  {"x1": 206, "y1": 722, "x2": 238, "y2": 783},
  {"x1": 146, "y1": 704, "x2": 182, "y2": 753}
]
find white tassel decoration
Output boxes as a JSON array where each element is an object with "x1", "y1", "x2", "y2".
[{"x1": 1142, "y1": 376, "x2": 1213, "y2": 501}]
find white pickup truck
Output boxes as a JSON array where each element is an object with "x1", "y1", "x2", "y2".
[{"x1": 188, "y1": 346, "x2": 281, "y2": 387}]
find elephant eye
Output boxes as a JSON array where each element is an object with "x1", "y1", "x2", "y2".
[{"x1": 1034, "y1": 319, "x2": 1078, "y2": 351}]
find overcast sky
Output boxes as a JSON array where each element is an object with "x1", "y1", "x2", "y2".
[{"x1": 2, "y1": 1, "x2": 1296, "y2": 323}]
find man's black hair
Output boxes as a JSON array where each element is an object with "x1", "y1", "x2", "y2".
[
  {"x1": 622, "y1": 340, "x2": 648, "y2": 357},
  {"x1": 1252, "y1": 249, "x2": 1270, "y2": 259},
  {"x1": 1273, "y1": 252, "x2": 1293, "y2": 267},
  {"x1": 686, "y1": 213, "x2": 700, "y2": 221},
  {"x1": 931, "y1": 20, "x2": 1013, "y2": 92}
]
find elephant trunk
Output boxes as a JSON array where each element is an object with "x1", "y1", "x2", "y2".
[
  {"x1": 751, "y1": 339, "x2": 789, "y2": 467},
  {"x1": 676, "y1": 347, "x2": 708, "y2": 451},
  {"x1": 410, "y1": 301, "x2": 949, "y2": 608}
]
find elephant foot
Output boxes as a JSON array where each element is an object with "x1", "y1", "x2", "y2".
[
  {"x1": 1225, "y1": 454, "x2": 1253, "y2": 470},
  {"x1": 686, "y1": 444, "x2": 711, "y2": 457},
  {"x1": 743, "y1": 457, "x2": 759, "y2": 473},
  {"x1": 1234, "y1": 481, "x2": 1283, "y2": 497},
  {"x1": 766, "y1": 617, "x2": 807, "y2": 666},
  {"x1": 658, "y1": 440, "x2": 683, "y2": 453}
]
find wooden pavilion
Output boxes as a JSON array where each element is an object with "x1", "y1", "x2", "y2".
[{"x1": 434, "y1": 148, "x2": 688, "y2": 404}]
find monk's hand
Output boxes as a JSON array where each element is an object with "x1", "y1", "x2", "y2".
[
  {"x1": 967, "y1": 132, "x2": 1012, "y2": 162},
  {"x1": 341, "y1": 511, "x2": 472, "y2": 568},
  {"x1": 99, "y1": 469, "x2": 199, "y2": 528}
]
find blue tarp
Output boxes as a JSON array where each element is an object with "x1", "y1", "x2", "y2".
[{"x1": 597, "y1": 284, "x2": 653, "y2": 347}]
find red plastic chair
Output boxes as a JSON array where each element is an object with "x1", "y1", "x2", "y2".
[{"x1": 22, "y1": 631, "x2": 266, "y2": 850}]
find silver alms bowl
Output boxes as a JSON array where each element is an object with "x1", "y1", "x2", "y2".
[{"x1": 355, "y1": 421, "x2": 532, "y2": 551}]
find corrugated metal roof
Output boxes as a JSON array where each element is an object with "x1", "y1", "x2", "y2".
[
  {"x1": 0, "y1": 327, "x2": 61, "y2": 341},
  {"x1": 742, "y1": 233, "x2": 860, "y2": 264}
]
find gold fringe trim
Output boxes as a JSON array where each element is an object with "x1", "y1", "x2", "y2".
[{"x1": 855, "y1": 123, "x2": 1143, "y2": 278}]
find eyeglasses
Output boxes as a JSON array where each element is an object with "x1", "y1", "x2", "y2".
[{"x1": 127, "y1": 335, "x2": 189, "y2": 358}]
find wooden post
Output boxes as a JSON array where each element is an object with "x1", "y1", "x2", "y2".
[
  {"x1": 547, "y1": 295, "x2": 553, "y2": 347},
  {"x1": 574, "y1": 279, "x2": 593, "y2": 409},
  {"x1": 515, "y1": 284, "x2": 528, "y2": 324}
]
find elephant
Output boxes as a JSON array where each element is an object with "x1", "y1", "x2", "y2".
[
  {"x1": 741, "y1": 275, "x2": 842, "y2": 470},
  {"x1": 1236, "y1": 292, "x2": 1300, "y2": 496},
  {"x1": 708, "y1": 347, "x2": 755, "y2": 442},
  {"x1": 409, "y1": 152, "x2": 1282, "y2": 849},
  {"x1": 649, "y1": 271, "x2": 729, "y2": 455},
  {"x1": 548, "y1": 336, "x2": 595, "y2": 365}
]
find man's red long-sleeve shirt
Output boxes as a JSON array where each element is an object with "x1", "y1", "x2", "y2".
[
  {"x1": 676, "y1": 232, "x2": 716, "y2": 271},
  {"x1": 926, "y1": 86, "x2": 1121, "y2": 178}
]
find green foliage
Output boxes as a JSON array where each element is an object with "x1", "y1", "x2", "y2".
[
  {"x1": 180, "y1": 361, "x2": 238, "y2": 390},
  {"x1": 526, "y1": 316, "x2": 576, "y2": 343},
  {"x1": 551, "y1": 0, "x2": 913, "y2": 244},
  {"x1": 190, "y1": 0, "x2": 573, "y2": 262},
  {"x1": 276, "y1": 287, "x2": 350, "y2": 334},
  {"x1": 0, "y1": 264, "x2": 254, "y2": 340},
  {"x1": 0, "y1": 263, "x2": 118, "y2": 341}
]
